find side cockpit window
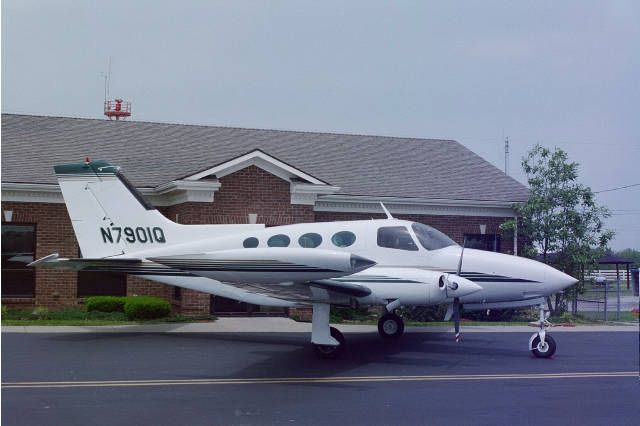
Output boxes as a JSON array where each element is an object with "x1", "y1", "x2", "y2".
[
  {"x1": 411, "y1": 222, "x2": 457, "y2": 250},
  {"x1": 377, "y1": 226, "x2": 419, "y2": 251}
]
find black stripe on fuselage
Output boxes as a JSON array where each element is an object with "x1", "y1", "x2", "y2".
[{"x1": 449, "y1": 271, "x2": 540, "y2": 283}]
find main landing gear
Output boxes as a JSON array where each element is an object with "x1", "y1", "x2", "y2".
[
  {"x1": 310, "y1": 302, "x2": 346, "y2": 359},
  {"x1": 378, "y1": 312, "x2": 405, "y2": 339},
  {"x1": 529, "y1": 303, "x2": 556, "y2": 358},
  {"x1": 312, "y1": 326, "x2": 346, "y2": 359}
]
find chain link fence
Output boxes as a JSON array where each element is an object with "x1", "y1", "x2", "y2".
[{"x1": 576, "y1": 277, "x2": 637, "y2": 321}]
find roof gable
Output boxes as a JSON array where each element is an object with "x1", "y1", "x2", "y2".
[{"x1": 183, "y1": 149, "x2": 328, "y2": 185}]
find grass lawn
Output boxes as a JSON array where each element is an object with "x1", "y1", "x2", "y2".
[{"x1": 1, "y1": 307, "x2": 216, "y2": 326}]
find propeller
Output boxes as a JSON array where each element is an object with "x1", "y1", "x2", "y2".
[{"x1": 447, "y1": 243, "x2": 465, "y2": 342}]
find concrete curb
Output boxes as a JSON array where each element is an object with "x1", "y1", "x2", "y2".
[{"x1": 2, "y1": 317, "x2": 638, "y2": 333}]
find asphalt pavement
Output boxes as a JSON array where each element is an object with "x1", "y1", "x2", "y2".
[{"x1": 2, "y1": 324, "x2": 638, "y2": 426}]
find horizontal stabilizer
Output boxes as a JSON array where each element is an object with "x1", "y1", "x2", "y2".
[{"x1": 28, "y1": 253, "x2": 142, "y2": 271}]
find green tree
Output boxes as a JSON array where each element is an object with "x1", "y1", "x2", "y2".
[
  {"x1": 502, "y1": 145, "x2": 614, "y2": 314},
  {"x1": 615, "y1": 248, "x2": 640, "y2": 268}
]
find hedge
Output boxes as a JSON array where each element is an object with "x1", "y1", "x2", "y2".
[
  {"x1": 123, "y1": 296, "x2": 171, "y2": 320},
  {"x1": 86, "y1": 296, "x2": 171, "y2": 320},
  {"x1": 86, "y1": 296, "x2": 126, "y2": 313}
]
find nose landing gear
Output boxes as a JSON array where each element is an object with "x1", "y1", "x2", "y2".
[{"x1": 529, "y1": 303, "x2": 556, "y2": 358}]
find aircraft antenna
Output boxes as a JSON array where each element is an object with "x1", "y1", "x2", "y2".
[{"x1": 379, "y1": 202, "x2": 394, "y2": 219}]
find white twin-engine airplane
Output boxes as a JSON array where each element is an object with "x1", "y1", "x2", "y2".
[{"x1": 30, "y1": 160, "x2": 577, "y2": 358}]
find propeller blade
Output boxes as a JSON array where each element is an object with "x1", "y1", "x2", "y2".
[
  {"x1": 456, "y1": 245, "x2": 465, "y2": 276},
  {"x1": 453, "y1": 297, "x2": 461, "y2": 342}
]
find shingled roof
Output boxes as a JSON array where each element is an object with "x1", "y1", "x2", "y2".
[{"x1": 1, "y1": 114, "x2": 528, "y2": 202}]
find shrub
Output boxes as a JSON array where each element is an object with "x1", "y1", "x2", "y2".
[
  {"x1": 123, "y1": 296, "x2": 171, "y2": 320},
  {"x1": 86, "y1": 296, "x2": 126, "y2": 313},
  {"x1": 29, "y1": 307, "x2": 49, "y2": 319}
]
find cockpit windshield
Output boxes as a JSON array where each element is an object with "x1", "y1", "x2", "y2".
[{"x1": 411, "y1": 222, "x2": 458, "y2": 250}]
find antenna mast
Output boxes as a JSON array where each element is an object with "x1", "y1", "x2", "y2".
[
  {"x1": 101, "y1": 57, "x2": 111, "y2": 102},
  {"x1": 102, "y1": 57, "x2": 132, "y2": 121},
  {"x1": 504, "y1": 136, "x2": 510, "y2": 175}
]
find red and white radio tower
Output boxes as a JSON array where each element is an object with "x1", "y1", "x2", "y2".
[{"x1": 102, "y1": 57, "x2": 131, "y2": 121}]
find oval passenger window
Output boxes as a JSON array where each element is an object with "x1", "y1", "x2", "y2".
[
  {"x1": 267, "y1": 234, "x2": 291, "y2": 247},
  {"x1": 331, "y1": 231, "x2": 356, "y2": 247},
  {"x1": 298, "y1": 233, "x2": 322, "y2": 248},
  {"x1": 243, "y1": 237, "x2": 259, "y2": 248}
]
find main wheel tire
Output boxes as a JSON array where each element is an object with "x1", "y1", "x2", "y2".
[
  {"x1": 531, "y1": 334, "x2": 556, "y2": 358},
  {"x1": 378, "y1": 313, "x2": 405, "y2": 339},
  {"x1": 312, "y1": 327, "x2": 346, "y2": 359}
]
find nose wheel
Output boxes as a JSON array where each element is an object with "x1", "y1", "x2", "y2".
[
  {"x1": 378, "y1": 313, "x2": 405, "y2": 339},
  {"x1": 529, "y1": 303, "x2": 556, "y2": 358},
  {"x1": 531, "y1": 334, "x2": 556, "y2": 358}
]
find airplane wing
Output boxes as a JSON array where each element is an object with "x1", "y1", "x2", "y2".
[{"x1": 29, "y1": 250, "x2": 377, "y2": 303}]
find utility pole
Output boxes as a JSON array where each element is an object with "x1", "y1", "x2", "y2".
[{"x1": 504, "y1": 136, "x2": 510, "y2": 175}]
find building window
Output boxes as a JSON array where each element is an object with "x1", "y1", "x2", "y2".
[
  {"x1": 377, "y1": 226, "x2": 419, "y2": 251},
  {"x1": 464, "y1": 234, "x2": 500, "y2": 252},
  {"x1": 267, "y1": 234, "x2": 291, "y2": 247},
  {"x1": 243, "y1": 237, "x2": 259, "y2": 248},
  {"x1": 77, "y1": 271, "x2": 127, "y2": 297},
  {"x1": 298, "y1": 233, "x2": 322, "y2": 248},
  {"x1": 77, "y1": 248, "x2": 127, "y2": 297},
  {"x1": 331, "y1": 231, "x2": 356, "y2": 247},
  {"x1": 1, "y1": 224, "x2": 36, "y2": 297}
]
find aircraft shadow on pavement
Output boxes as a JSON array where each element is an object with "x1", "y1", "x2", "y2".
[
  {"x1": 166, "y1": 332, "x2": 527, "y2": 377},
  {"x1": 45, "y1": 331, "x2": 529, "y2": 381}
]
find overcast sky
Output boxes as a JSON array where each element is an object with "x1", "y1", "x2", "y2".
[{"x1": 2, "y1": 1, "x2": 638, "y2": 250}]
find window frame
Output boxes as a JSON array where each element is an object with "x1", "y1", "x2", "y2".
[
  {"x1": 463, "y1": 233, "x2": 501, "y2": 252},
  {"x1": 1, "y1": 222, "x2": 37, "y2": 298}
]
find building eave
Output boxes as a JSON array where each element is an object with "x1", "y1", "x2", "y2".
[
  {"x1": 1, "y1": 183, "x2": 521, "y2": 217},
  {"x1": 314, "y1": 195, "x2": 520, "y2": 217}
]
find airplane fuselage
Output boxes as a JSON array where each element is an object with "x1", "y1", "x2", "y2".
[{"x1": 121, "y1": 218, "x2": 575, "y2": 309}]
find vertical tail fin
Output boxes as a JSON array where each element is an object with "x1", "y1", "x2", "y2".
[{"x1": 56, "y1": 160, "x2": 179, "y2": 258}]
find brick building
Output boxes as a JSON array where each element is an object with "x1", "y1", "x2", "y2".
[{"x1": 1, "y1": 114, "x2": 528, "y2": 315}]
